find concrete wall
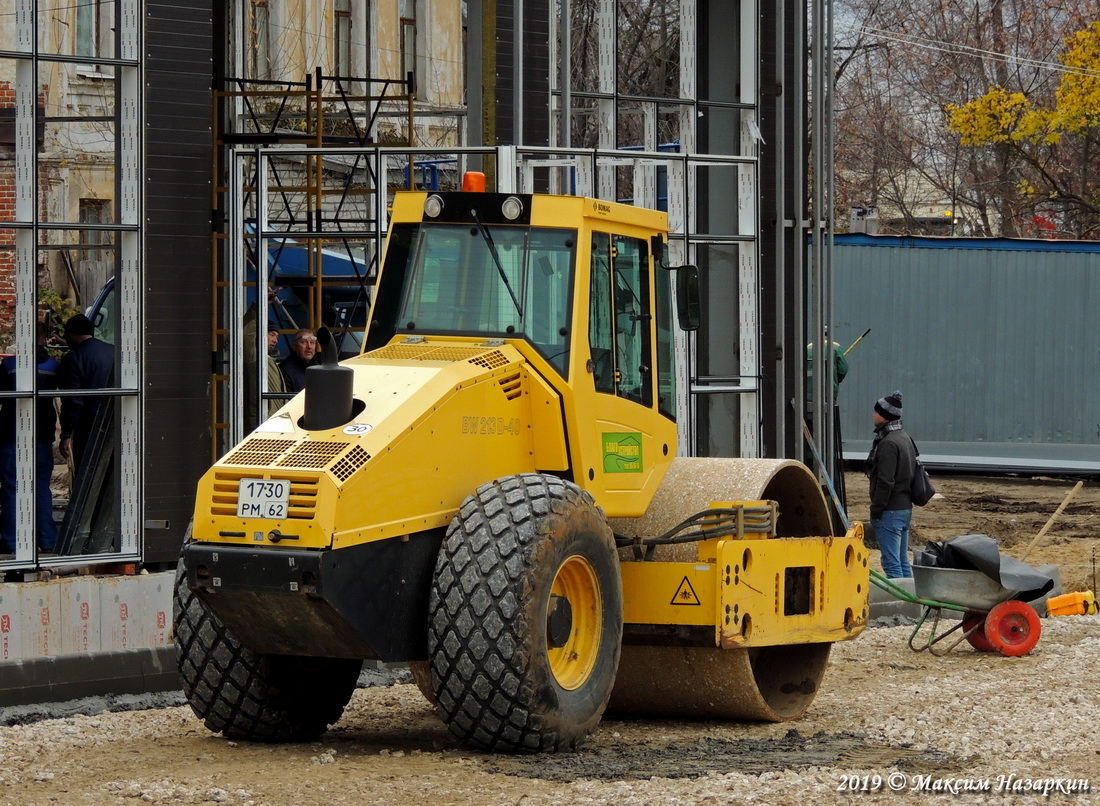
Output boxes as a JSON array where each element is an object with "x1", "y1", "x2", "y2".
[
  {"x1": 0, "y1": 571, "x2": 171, "y2": 662},
  {"x1": 0, "y1": 571, "x2": 176, "y2": 706}
]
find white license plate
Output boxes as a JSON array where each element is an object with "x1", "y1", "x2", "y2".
[{"x1": 237, "y1": 478, "x2": 291, "y2": 520}]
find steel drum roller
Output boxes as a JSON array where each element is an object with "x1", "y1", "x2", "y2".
[{"x1": 608, "y1": 457, "x2": 835, "y2": 722}]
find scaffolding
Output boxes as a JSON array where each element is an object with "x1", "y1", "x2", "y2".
[{"x1": 210, "y1": 69, "x2": 420, "y2": 456}]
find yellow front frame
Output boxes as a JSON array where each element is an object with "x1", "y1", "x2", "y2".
[{"x1": 621, "y1": 523, "x2": 870, "y2": 647}]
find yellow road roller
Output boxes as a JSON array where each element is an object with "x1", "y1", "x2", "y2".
[{"x1": 176, "y1": 181, "x2": 869, "y2": 753}]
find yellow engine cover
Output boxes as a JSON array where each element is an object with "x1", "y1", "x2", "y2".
[
  {"x1": 193, "y1": 331, "x2": 677, "y2": 550},
  {"x1": 192, "y1": 340, "x2": 564, "y2": 549}
]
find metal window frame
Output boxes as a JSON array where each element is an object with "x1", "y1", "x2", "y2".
[
  {"x1": 223, "y1": 143, "x2": 758, "y2": 461},
  {"x1": 548, "y1": 0, "x2": 763, "y2": 460},
  {"x1": 0, "y1": 0, "x2": 142, "y2": 572}
]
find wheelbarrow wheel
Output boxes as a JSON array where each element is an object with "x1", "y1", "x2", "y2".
[
  {"x1": 962, "y1": 611, "x2": 994, "y2": 652},
  {"x1": 984, "y1": 600, "x2": 1041, "y2": 657}
]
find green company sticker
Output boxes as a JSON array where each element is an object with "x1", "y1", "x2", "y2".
[{"x1": 602, "y1": 432, "x2": 643, "y2": 473}]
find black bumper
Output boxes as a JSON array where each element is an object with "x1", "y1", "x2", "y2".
[{"x1": 181, "y1": 532, "x2": 443, "y2": 662}]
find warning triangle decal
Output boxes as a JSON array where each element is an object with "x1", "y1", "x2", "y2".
[{"x1": 670, "y1": 576, "x2": 701, "y2": 606}]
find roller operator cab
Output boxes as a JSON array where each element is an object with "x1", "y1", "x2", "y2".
[{"x1": 177, "y1": 184, "x2": 869, "y2": 754}]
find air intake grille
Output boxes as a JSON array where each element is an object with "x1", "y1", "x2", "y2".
[
  {"x1": 498, "y1": 372, "x2": 523, "y2": 400},
  {"x1": 219, "y1": 437, "x2": 370, "y2": 481},
  {"x1": 277, "y1": 441, "x2": 347, "y2": 468},
  {"x1": 470, "y1": 351, "x2": 510, "y2": 370},
  {"x1": 367, "y1": 344, "x2": 513, "y2": 370},
  {"x1": 370, "y1": 344, "x2": 490, "y2": 362},
  {"x1": 210, "y1": 471, "x2": 320, "y2": 519},
  {"x1": 222, "y1": 439, "x2": 297, "y2": 466},
  {"x1": 331, "y1": 445, "x2": 370, "y2": 481}
]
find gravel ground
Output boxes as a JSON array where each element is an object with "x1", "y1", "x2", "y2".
[
  {"x1": 1, "y1": 616, "x2": 1097, "y2": 806},
  {"x1": 3, "y1": 472, "x2": 1097, "y2": 805}
]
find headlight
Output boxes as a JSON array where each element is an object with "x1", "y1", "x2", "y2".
[
  {"x1": 424, "y1": 194, "x2": 444, "y2": 218},
  {"x1": 501, "y1": 195, "x2": 524, "y2": 221}
]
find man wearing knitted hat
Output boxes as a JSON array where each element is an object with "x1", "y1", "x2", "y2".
[{"x1": 867, "y1": 390, "x2": 917, "y2": 577}]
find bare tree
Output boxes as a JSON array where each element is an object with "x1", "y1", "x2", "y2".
[
  {"x1": 567, "y1": 0, "x2": 680, "y2": 149},
  {"x1": 833, "y1": 0, "x2": 1100, "y2": 236}
]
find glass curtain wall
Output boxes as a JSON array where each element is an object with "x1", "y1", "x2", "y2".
[
  {"x1": 555, "y1": 0, "x2": 761, "y2": 458},
  {"x1": 0, "y1": 0, "x2": 141, "y2": 570}
]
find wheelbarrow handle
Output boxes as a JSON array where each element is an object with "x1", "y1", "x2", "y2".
[{"x1": 869, "y1": 568, "x2": 969, "y2": 612}]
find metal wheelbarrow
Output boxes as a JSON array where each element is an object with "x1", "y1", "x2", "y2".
[{"x1": 871, "y1": 565, "x2": 1042, "y2": 657}]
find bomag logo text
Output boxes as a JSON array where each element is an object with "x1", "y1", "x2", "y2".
[{"x1": 594, "y1": 202, "x2": 612, "y2": 214}]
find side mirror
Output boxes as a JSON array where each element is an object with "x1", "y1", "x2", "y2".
[{"x1": 673, "y1": 265, "x2": 700, "y2": 331}]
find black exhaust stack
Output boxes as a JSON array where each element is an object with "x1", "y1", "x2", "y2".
[{"x1": 303, "y1": 327, "x2": 355, "y2": 431}]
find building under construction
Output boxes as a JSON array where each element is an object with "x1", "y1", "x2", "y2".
[{"x1": 0, "y1": 0, "x2": 860, "y2": 703}]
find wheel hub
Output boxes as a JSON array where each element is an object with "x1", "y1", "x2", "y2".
[
  {"x1": 547, "y1": 594, "x2": 574, "y2": 648},
  {"x1": 546, "y1": 554, "x2": 602, "y2": 690}
]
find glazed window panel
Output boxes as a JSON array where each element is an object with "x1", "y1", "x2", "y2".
[
  {"x1": 610, "y1": 234, "x2": 651, "y2": 407},
  {"x1": 247, "y1": 0, "x2": 272, "y2": 80},
  {"x1": 654, "y1": 260, "x2": 675, "y2": 421},
  {"x1": 334, "y1": 0, "x2": 352, "y2": 76},
  {"x1": 588, "y1": 234, "x2": 614, "y2": 394},
  {"x1": 393, "y1": 223, "x2": 576, "y2": 376},
  {"x1": 400, "y1": 0, "x2": 417, "y2": 81},
  {"x1": 589, "y1": 232, "x2": 652, "y2": 407}
]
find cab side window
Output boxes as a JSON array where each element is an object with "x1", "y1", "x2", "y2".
[
  {"x1": 589, "y1": 232, "x2": 652, "y2": 406},
  {"x1": 654, "y1": 259, "x2": 676, "y2": 420},
  {"x1": 589, "y1": 235, "x2": 615, "y2": 394}
]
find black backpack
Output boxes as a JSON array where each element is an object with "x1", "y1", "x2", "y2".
[{"x1": 909, "y1": 438, "x2": 936, "y2": 506}]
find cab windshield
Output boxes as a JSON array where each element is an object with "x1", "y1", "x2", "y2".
[{"x1": 395, "y1": 223, "x2": 576, "y2": 375}]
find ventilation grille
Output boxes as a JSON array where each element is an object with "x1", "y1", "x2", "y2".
[
  {"x1": 277, "y1": 441, "x2": 347, "y2": 468},
  {"x1": 222, "y1": 439, "x2": 297, "y2": 467},
  {"x1": 367, "y1": 344, "x2": 515, "y2": 371},
  {"x1": 218, "y1": 437, "x2": 371, "y2": 481},
  {"x1": 498, "y1": 372, "x2": 523, "y2": 400},
  {"x1": 331, "y1": 445, "x2": 370, "y2": 482},
  {"x1": 210, "y1": 471, "x2": 320, "y2": 520},
  {"x1": 469, "y1": 351, "x2": 510, "y2": 370},
  {"x1": 369, "y1": 344, "x2": 491, "y2": 362}
]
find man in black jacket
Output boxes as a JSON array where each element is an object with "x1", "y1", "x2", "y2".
[
  {"x1": 867, "y1": 390, "x2": 916, "y2": 578},
  {"x1": 58, "y1": 314, "x2": 114, "y2": 470}
]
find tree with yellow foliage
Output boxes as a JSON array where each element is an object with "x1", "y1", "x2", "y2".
[
  {"x1": 947, "y1": 22, "x2": 1100, "y2": 238},
  {"x1": 833, "y1": 1, "x2": 1100, "y2": 238}
]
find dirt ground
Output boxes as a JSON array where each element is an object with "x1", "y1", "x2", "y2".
[{"x1": 1, "y1": 472, "x2": 1098, "y2": 806}]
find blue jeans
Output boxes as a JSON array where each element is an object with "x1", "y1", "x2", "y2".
[
  {"x1": 0, "y1": 442, "x2": 58, "y2": 552},
  {"x1": 872, "y1": 508, "x2": 912, "y2": 578}
]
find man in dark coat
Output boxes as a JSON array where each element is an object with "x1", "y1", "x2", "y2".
[
  {"x1": 866, "y1": 390, "x2": 917, "y2": 578},
  {"x1": 279, "y1": 328, "x2": 319, "y2": 395},
  {"x1": 58, "y1": 314, "x2": 114, "y2": 470}
]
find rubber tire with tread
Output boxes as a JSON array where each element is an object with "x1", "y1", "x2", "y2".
[
  {"x1": 427, "y1": 473, "x2": 623, "y2": 753},
  {"x1": 962, "y1": 610, "x2": 994, "y2": 652},
  {"x1": 984, "y1": 599, "x2": 1041, "y2": 657},
  {"x1": 173, "y1": 557, "x2": 362, "y2": 742}
]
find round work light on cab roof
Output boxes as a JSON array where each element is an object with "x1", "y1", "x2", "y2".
[
  {"x1": 501, "y1": 196, "x2": 524, "y2": 220},
  {"x1": 424, "y1": 194, "x2": 444, "y2": 218},
  {"x1": 462, "y1": 171, "x2": 487, "y2": 192}
]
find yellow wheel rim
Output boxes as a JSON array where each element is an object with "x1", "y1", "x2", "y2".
[{"x1": 546, "y1": 554, "x2": 602, "y2": 691}]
